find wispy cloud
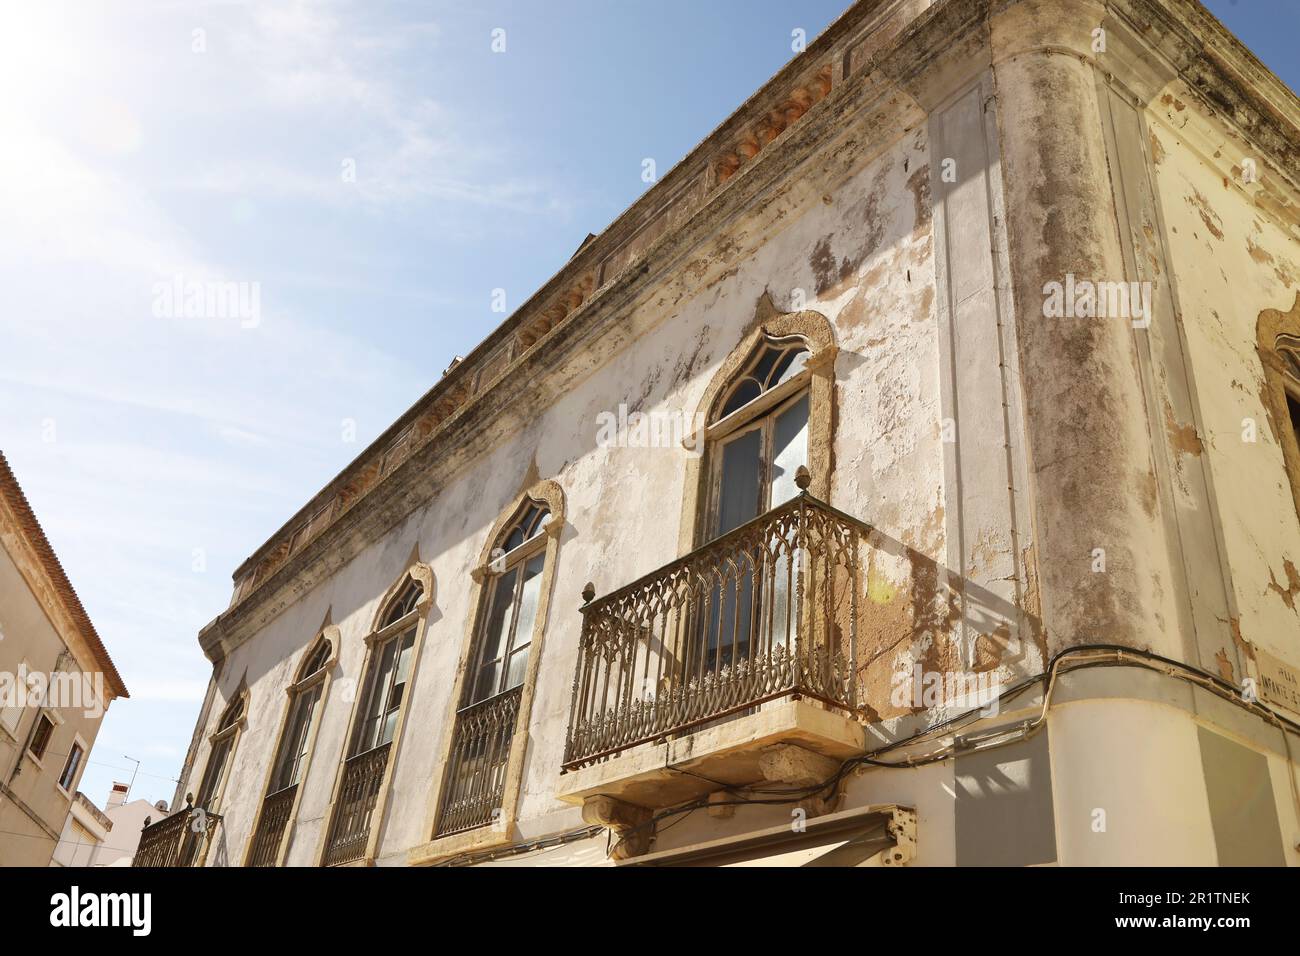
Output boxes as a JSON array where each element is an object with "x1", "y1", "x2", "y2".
[
  {"x1": 0, "y1": 0, "x2": 485, "y2": 810},
  {"x1": 125, "y1": 678, "x2": 211, "y2": 704},
  {"x1": 167, "y1": 0, "x2": 574, "y2": 215}
]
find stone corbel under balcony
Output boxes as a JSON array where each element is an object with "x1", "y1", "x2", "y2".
[{"x1": 557, "y1": 698, "x2": 864, "y2": 827}]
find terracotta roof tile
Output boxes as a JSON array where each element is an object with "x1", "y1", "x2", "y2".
[{"x1": 0, "y1": 451, "x2": 128, "y2": 698}]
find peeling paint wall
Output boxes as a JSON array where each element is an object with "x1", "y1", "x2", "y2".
[
  {"x1": 1145, "y1": 80, "x2": 1300, "y2": 675},
  {"x1": 178, "y1": 86, "x2": 962, "y2": 865}
]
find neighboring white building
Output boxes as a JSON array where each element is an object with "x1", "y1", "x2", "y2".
[
  {"x1": 50, "y1": 782, "x2": 169, "y2": 867},
  {"x1": 50, "y1": 790, "x2": 111, "y2": 867},
  {"x1": 99, "y1": 782, "x2": 169, "y2": 867}
]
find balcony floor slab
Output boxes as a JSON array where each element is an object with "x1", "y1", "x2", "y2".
[{"x1": 557, "y1": 699, "x2": 865, "y2": 810}]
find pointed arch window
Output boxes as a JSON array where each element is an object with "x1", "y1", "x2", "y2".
[
  {"x1": 714, "y1": 337, "x2": 810, "y2": 422},
  {"x1": 559, "y1": 305, "x2": 842, "y2": 775},
  {"x1": 272, "y1": 639, "x2": 331, "y2": 792},
  {"x1": 470, "y1": 503, "x2": 550, "y2": 703},
  {"x1": 381, "y1": 578, "x2": 423, "y2": 627},
  {"x1": 706, "y1": 335, "x2": 812, "y2": 543},
  {"x1": 247, "y1": 635, "x2": 334, "y2": 867},
  {"x1": 1276, "y1": 334, "x2": 1300, "y2": 457},
  {"x1": 684, "y1": 316, "x2": 833, "y2": 685},
  {"x1": 355, "y1": 579, "x2": 422, "y2": 754},
  {"x1": 431, "y1": 490, "x2": 560, "y2": 842},
  {"x1": 697, "y1": 341, "x2": 810, "y2": 675},
  {"x1": 1258, "y1": 300, "x2": 1300, "y2": 524},
  {"x1": 194, "y1": 693, "x2": 245, "y2": 814},
  {"x1": 323, "y1": 572, "x2": 428, "y2": 866}
]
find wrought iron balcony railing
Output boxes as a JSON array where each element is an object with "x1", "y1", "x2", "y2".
[
  {"x1": 435, "y1": 686, "x2": 523, "y2": 837},
  {"x1": 133, "y1": 799, "x2": 221, "y2": 867},
  {"x1": 322, "y1": 742, "x2": 390, "y2": 866},
  {"x1": 563, "y1": 490, "x2": 867, "y2": 770},
  {"x1": 246, "y1": 784, "x2": 297, "y2": 867}
]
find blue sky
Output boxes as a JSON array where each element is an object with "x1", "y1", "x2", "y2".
[{"x1": 0, "y1": 0, "x2": 1294, "y2": 811}]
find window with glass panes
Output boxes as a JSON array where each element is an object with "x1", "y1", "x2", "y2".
[
  {"x1": 434, "y1": 501, "x2": 551, "y2": 838},
  {"x1": 466, "y1": 502, "x2": 550, "y2": 706},
  {"x1": 59, "y1": 742, "x2": 83, "y2": 791},
  {"x1": 195, "y1": 695, "x2": 244, "y2": 811},
  {"x1": 28, "y1": 713, "x2": 55, "y2": 761},
  {"x1": 350, "y1": 582, "x2": 420, "y2": 756},
  {"x1": 699, "y1": 336, "x2": 811, "y2": 671},
  {"x1": 708, "y1": 338, "x2": 809, "y2": 530},
  {"x1": 270, "y1": 640, "x2": 330, "y2": 791}
]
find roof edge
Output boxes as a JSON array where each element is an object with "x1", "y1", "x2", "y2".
[{"x1": 0, "y1": 451, "x2": 129, "y2": 700}]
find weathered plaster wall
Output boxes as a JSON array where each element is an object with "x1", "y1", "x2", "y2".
[
  {"x1": 180, "y1": 92, "x2": 961, "y2": 865},
  {"x1": 991, "y1": 1, "x2": 1187, "y2": 665},
  {"x1": 1145, "y1": 80, "x2": 1300, "y2": 674}
]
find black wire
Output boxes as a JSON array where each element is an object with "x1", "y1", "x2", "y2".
[{"x1": 605, "y1": 642, "x2": 1300, "y2": 857}]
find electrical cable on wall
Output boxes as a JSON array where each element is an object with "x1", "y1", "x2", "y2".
[{"x1": 600, "y1": 642, "x2": 1300, "y2": 860}]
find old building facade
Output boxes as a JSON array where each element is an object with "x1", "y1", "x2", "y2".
[
  {"x1": 0, "y1": 453, "x2": 129, "y2": 866},
  {"x1": 158, "y1": 0, "x2": 1300, "y2": 867}
]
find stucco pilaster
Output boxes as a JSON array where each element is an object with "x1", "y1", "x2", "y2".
[{"x1": 990, "y1": 0, "x2": 1176, "y2": 654}]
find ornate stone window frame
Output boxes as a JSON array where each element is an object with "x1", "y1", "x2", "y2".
[
  {"x1": 314, "y1": 561, "x2": 435, "y2": 866},
  {"x1": 409, "y1": 478, "x2": 566, "y2": 866},
  {"x1": 1257, "y1": 295, "x2": 1300, "y2": 522},
  {"x1": 678, "y1": 297, "x2": 837, "y2": 553},
  {"x1": 242, "y1": 626, "x2": 339, "y2": 867}
]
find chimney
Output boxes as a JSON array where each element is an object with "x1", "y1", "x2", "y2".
[{"x1": 106, "y1": 782, "x2": 130, "y2": 809}]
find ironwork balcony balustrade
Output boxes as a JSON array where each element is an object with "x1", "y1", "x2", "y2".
[
  {"x1": 435, "y1": 686, "x2": 523, "y2": 837},
  {"x1": 322, "y1": 742, "x2": 390, "y2": 866},
  {"x1": 563, "y1": 490, "x2": 867, "y2": 770},
  {"x1": 246, "y1": 784, "x2": 298, "y2": 867},
  {"x1": 133, "y1": 800, "x2": 221, "y2": 867}
]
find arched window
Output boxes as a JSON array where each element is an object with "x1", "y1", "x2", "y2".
[
  {"x1": 354, "y1": 579, "x2": 422, "y2": 754},
  {"x1": 681, "y1": 297, "x2": 835, "y2": 553},
  {"x1": 247, "y1": 635, "x2": 334, "y2": 866},
  {"x1": 273, "y1": 639, "x2": 331, "y2": 793},
  {"x1": 429, "y1": 483, "x2": 563, "y2": 845},
  {"x1": 323, "y1": 571, "x2": 429, "y2": 866},
  {"x1": 680, "y1": 303, "x2": 835, "y2": 686},
  {"x1": 1275, "y1": 333, "x2": 1300, "y2": 456},
  {"x1": 713, "y1": 337, "x2": 809, "y2": 422},
  {"x1": 1258, "y1": 297, "x2": 1300, "y2": 523},
  {"x1": 706, "y1": 334, "x2": 811, "y2": 542},
  {"x1": 245, "y1": 634, "x2": 332, "y2": 868},
  {"x1": 381, "y1": 579, "x2": 423, "y2": 627},
  {"x1": 194, "y1": 692, "x2": 245, "y2": 813},
  {"x1": 470, "y1": 502, "x2": 550, "y2": 703}
]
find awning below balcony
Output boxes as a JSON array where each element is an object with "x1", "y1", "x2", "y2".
[
  {"x1": 470, "y1": 834, "x2": 615, "y2": 868},
  {"x1": 622, "y1": 804, "x2": 915, "y2": 867}
]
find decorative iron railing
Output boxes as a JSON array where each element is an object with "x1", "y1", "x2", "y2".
[
  {"x1": 133, "y1": 799, "x2": 221, "y2": 867},
  {"x1": 322, "y1": 743, "x2": 390, "y2": 866},
  {"x1": 563, "y1": 490, "x2": 866, "y2": 770},
  {"x1": 435, "y1": 686, "x2": 523, "y2": 837},
  {"x1": 246, "y1": 784, "x2": 297, "y2": 868}
]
